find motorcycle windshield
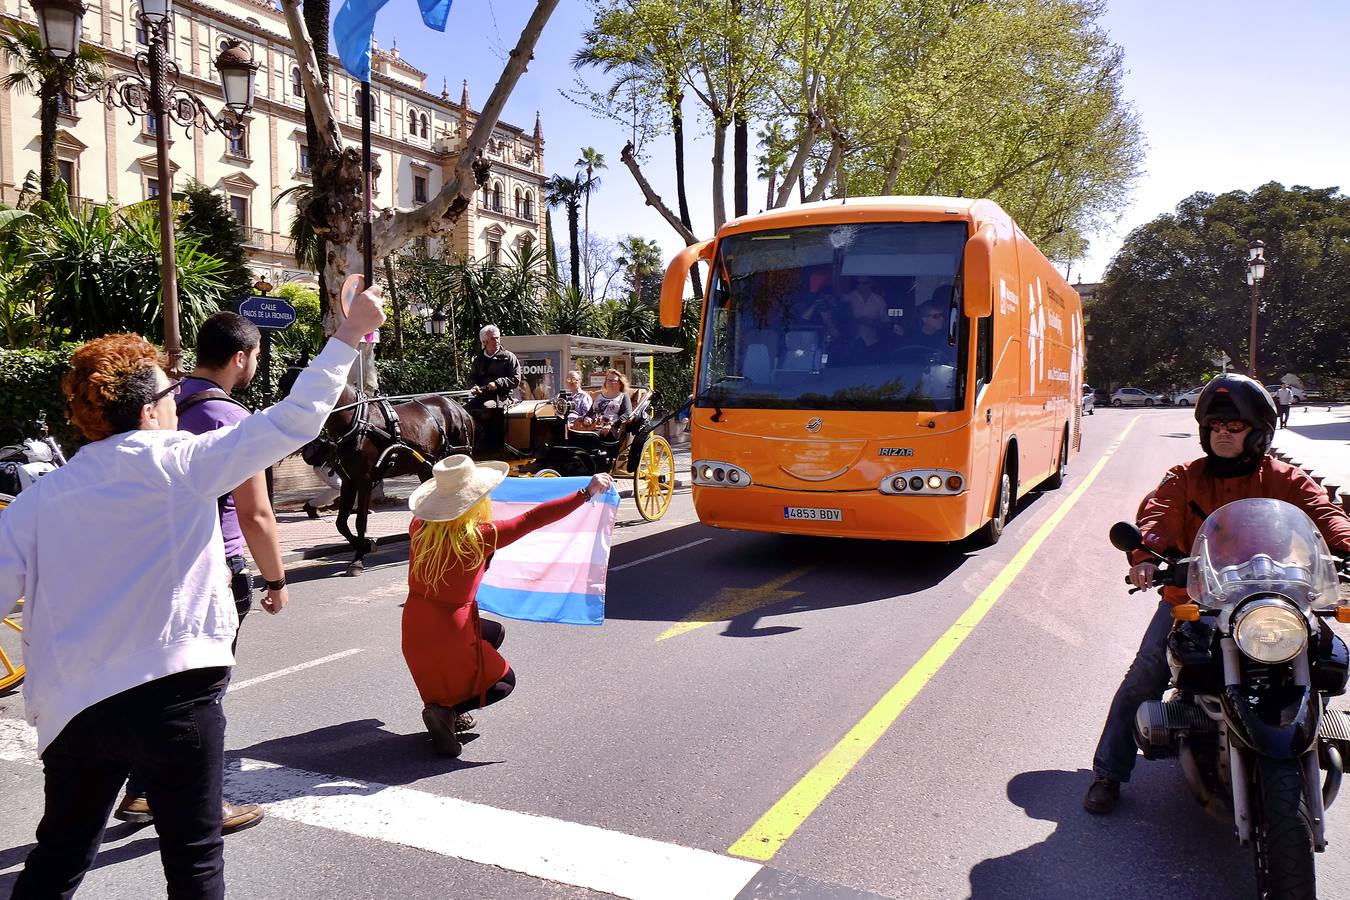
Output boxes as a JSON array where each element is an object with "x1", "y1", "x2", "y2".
[{"x1": 1187, "y1": 498, "x2": 1340, "y2": 610}]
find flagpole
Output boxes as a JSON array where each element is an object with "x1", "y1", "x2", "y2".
[{"x1": 360, "y1": 77, "x2": 374, "y2": 391}]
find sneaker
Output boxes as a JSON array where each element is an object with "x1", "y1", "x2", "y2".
[
  {"x1": 113, "y1": 792, "x2": 153, "y2": 825},
  {"x1": 422, "y1": 705, "x2": 462, "y2": 757},
  {"x1": 222, "y1": 801, "x2": 264, "y2": 834},
  {"x1": 1083, "y1": 775, "x2": 1121, "y2": 815},
  {"x1": 454, "y1": 713, "x2": 476, "y2": 732}
]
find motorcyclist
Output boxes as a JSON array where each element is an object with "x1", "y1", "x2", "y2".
[{"x1": 1084, "y1": 374, "x2": 1350, "y2": 814}]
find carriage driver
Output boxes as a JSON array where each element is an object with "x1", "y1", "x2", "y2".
[{"x1": 465, "y1": 324, "x2": 521, "y2": 451}]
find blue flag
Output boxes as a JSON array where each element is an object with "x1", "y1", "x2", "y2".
[{"x1": 334, "y1": 0, "x2": 454, "y2": 83}]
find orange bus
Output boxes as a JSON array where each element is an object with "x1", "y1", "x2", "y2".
[{"x1": 658, "y1": 197, "x2": 1083, "y2": 544}]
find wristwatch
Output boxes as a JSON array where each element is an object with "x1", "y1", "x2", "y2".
[{"x1": 264, "y1": 576, "x2": 287, "y2": 591}]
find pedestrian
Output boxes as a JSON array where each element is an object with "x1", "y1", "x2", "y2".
[
  {"x1": 1275, "y1": 383, "x2": 1294, "y2": 428},
  {"x1": 0, "y1": 288, "x2": 385, "y2": 899},
  {"x1": 403, "y1": 455, "x2": 613, "y2": 758},
  {"x1": 111, "y1": 311, "x2": 282, "y2": 832}
]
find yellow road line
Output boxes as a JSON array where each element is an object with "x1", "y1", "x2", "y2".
[
  {"x1": 657, "y1": 567, "x2": 812, "y2": 642},
  {"x1": 728, "y1": 416, "x2": 1142, "y2": 861}
]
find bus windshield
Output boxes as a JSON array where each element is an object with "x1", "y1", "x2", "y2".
[{"x1": 696, "y1": 221, "x2": 969, "y2": 413}]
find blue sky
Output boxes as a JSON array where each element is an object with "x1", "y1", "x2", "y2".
[{"x1": 349, "y1": 0, "x2": 1350, "y2": 283}]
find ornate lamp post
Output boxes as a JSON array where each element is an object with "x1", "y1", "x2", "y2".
[
  {"x1": 1246, "y1": 239, "x2": 1267, "y2": 377},
  {"x1": 418, "y1": 304, "x2": 448, "y2": 337},
  {"x1": 29, "y1": 0, "x2": 258, "y2": 374}
]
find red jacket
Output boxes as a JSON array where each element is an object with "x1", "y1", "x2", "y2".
[{"x1": 1133, "y1": 456, "x2": 1350, "y2": 604}]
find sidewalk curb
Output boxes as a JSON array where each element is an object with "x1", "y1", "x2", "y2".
[{"x1": 1273, "y1": 449, "x2": 1350, "y2": 517}]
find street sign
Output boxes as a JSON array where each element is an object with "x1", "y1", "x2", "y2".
[{"x1": 238, "y1": 295, "x2": 296, "y2": 330}]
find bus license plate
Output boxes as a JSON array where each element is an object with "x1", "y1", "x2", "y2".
[{"x1": 784, "y1": 506, "x2": 842, "y2": 522}]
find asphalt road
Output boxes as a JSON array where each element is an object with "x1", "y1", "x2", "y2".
[{"x1": 4, "y1": 406, "x2": 1350, "y2": 899}]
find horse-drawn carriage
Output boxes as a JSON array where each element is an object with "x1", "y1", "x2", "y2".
[{"x1": 0, "y1": 495, "x2": 22, "y2": 692}]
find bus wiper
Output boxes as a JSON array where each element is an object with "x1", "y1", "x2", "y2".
[{"x1": 703, "y1": 375, "x2": 744, "y2": 423}]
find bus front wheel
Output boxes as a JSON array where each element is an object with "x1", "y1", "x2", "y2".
[{"x1": 977, "y1": 463, "x2": 1013, "y2": 546}]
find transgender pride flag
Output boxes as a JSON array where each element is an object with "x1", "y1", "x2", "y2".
[{"x1": 476, "y1": 477, "x2": 619, "y2": 626}]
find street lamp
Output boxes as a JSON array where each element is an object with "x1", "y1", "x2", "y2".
[
  {"x1": 419, "y1": 305, "x2": 447, "y2": 336},
  {"x1": 29, "y1": 0, "x2": 257, "y2": 375},
  {"x1": 1246, "y1": 239, "x2": 1267, "y2": 377}
]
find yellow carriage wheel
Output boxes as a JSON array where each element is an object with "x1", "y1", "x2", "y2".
[
  {"x1": 0, "y1": 597, "x2": 24, "y2": 693},
  {"x1": 634, "y1": 435, "x2": 676, "y2": 521},
  {"x1": 535, "y1": 469, "x2": 561, "y2": 477}
]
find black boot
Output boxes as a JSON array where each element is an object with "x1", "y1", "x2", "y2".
[
  {"x1": 1083, "y1": 775, "x2": 1120, "y2": 814},
  {"x1": 422, "y1": 705, "x2": 462, "y2": 757}
]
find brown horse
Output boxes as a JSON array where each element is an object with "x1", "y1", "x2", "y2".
[{"x1": 280, "y1": 361, "x2": 474, "y2": 574}]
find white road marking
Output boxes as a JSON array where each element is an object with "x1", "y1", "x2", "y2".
[
  {"x1": 0, "y1": 717, "x2": 761, "y2": 899},
  {"x1": 611, "y1": 539, "x2": 712, "y2": 572},
  {"x1": 228, "y1": 649, "x2": 365, "y2": 693}
]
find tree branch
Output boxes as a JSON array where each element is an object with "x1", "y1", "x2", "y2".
[
  {"x1": 621, "y1": 140, "x2": 698, "y2": 244},
  {"x1": 279, "y1": 0, "x2": 340, "y2": 158}
]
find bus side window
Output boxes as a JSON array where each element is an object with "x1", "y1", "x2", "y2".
[{"x1": 975, "y1": 316, "x2": 993, "y2": 390}]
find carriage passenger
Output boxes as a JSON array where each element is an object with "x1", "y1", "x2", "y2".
[
  {"x1": 561, "y1": 370, "x2": 592, "y2": 429},
  {"x1": 574, "y1": 369, "x2": 632, "y2": 441}
]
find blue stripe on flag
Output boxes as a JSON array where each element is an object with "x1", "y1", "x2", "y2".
[
  {"x1": 418, "y1": 0, "x2": 453, "y2": 30},
  {"x1": 476, "y1": 584, "x2": 604, "y2": 626},
  {"x1": 333, "y1": 0, "x2": 390, "y2": 82},
  {"x1": 490, "y1": 476, "x2": 621, "y2": 508}
]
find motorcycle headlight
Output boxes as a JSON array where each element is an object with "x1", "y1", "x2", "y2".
[{"x1": 1234, "y1": 601, "x2": 1308, "y2": 664}]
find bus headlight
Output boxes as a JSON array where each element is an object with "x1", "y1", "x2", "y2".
[
  {"x1": 1234, "y1": 600, "x2": 1307, "y2": 664},
  {"x1": 880, "y1": 470, "x2": 966, "y2": 495},
  {"x1": 693, "y1": 460, "x2": 751, "y2": 489},
  {"x1": 926, "y1": 475, "x2": 942, "y2": 490}
]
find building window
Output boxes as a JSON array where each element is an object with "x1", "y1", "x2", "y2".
[
  {"x1": 227, "y1": 123, "x2": 248, "y2": 158},
  {"x1": 135, "y1": 19, "x2": 147, "y2": 44},
  {"x1": 407, "y1": 108, "x2": 417, "y2": 135},
  {"x1": 413, "y1": 174, "x2": 428, "y2": 203},
  {"x1": 145, "y1": 114, "x2": 159, "y2": 137},
  {"x1": 354, "y1": 86, "x2": 377, "y2": 124},
  {"x1": 146, "y1": 177, "x2": 160, "y2": 199},
  {"x1": 514, "y1": 188, "x2": 522, "y2": 218},
  {"x1": 54, "y1": 89, "x2": 74, "y2": 117},
  {"x1": 291, "y1": 67, "x2": 302, "y2": 97},
  {"x1": 229, "y1": 195, "x2": 248, "y2": 226},
  {"x1": 487, "y1": 240, "x2": 500, "y2": 265},
  {"x1": 481, "y1": 184, "x2": 490, "y2": 208},
  {"x1": 57, "y1": 159, "x2": 75, "y2": 192},
  {"x1": 298, "y1": 143, "x2": 310, "y2": 173},
  {"x1": 419, "y1": 113, "x2": 429, "y2": 138},
  {"x1": 523, "y1": 191, "x2": 534, "y2": 220},
  {"x1": 491, "y1": 181, "x2": 501, "y2": 212}
]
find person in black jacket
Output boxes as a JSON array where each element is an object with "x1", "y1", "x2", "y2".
[{"x1": 465, "y1": 324, "x2": 521, "y2": 451}]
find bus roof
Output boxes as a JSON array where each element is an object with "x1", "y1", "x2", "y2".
[{"x1": 719, "y1": 196, "x2": 982, "y2": 235}]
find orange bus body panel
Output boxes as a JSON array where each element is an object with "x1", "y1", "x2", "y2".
[{"x1": 670, "y1": 197, "x2": 1083, "y2": 542}]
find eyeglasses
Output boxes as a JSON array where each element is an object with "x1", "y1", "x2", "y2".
[
  {"x1": 149, "y1": 379, "x2": 183, "y2": 403},
  {"x1": 1206, "y1": 419, "x2": 1251, "y2": 433}
]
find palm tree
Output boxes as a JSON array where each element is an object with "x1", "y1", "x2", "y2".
[
  {"x1": 576, "y1": 147, "x2": 605, "y2": 298},
  {"x1": 0, "y1": 22, "x2": 104, "y2": 200},
  {"x1": 544, "y1": 173, "x2": 584, "y2": 294},
  {"x1": 615, "y1": 235, "x2": 662, "y2": 305}
]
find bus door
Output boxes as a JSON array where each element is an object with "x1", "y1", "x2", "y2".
[{"x1": 972, "y1": 314, "x2": 1003, "y2": 522}]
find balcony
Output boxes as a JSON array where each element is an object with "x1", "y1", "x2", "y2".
[{"x1": 237, "y1": 226, "x2": 264, "y2": 246}]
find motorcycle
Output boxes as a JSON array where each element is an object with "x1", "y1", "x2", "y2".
[
  {"x1": 0, "y1": 411, "x2": 67, "y2": 503},
  {"x1": 1111, "y1": 498, "x2": 1350, "y2": 900}
]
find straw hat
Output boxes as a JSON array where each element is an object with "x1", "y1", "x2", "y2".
[{"x1": 408, "y1": 455, "x2": 509, "y2": 522}]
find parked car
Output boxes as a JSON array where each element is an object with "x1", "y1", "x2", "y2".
[
  {"x1": 1082, "y1": 384, "x2": 1095, "y2": 415},
  {"x1": 1172, "y1": 386, "x2": 1205, "y2": 406},
  {"x1": 1110, "y1": 387, "x2": 1166, "y2": 407},
  {"x1": 1265, "y1": 384, "x2": 1307, "y2": 404}
]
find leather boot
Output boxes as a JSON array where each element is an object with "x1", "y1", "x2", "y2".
[
  {"x1": 422, "y1": 705, "x2": 462, "y2": 757},
  {"x1": 222, "y1": 801, "x2": 264, "y2": 834}
]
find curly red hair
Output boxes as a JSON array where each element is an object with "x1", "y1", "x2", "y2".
[{"x1": 63, "y1": 333, "x2": 166, "y2": 442}]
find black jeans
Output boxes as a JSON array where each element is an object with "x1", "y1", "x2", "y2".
[
  {"x1": 451, "y1": 619, "x2": 516, "y2": 714},
  {"x1": 10, "y1": 667, "x2": 230, "y2": 900},
  {"x1": 1092, "y1": 600, "x2": 1174, "y2": 782}
]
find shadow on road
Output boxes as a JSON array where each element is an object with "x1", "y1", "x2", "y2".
[
  {"x1": 966, "y1": 768, "x2": 1253, "y2": 900},
  {"x1": 0, "y1": 825, "x2": 159, "y2": 895},
  {"x1": 230, "y1": 718, "x2": 499, "y2": 788}
]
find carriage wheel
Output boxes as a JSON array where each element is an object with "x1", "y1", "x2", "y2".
[
  {"x1": 0, "y1": 598, "x2": 24, "y2": 693},
  {"x1": 535, "y1": 468, "x2": 561, "y2": 477},
  {"x1": 634, "y1": 435, "x2": 676, "y2": 521}
]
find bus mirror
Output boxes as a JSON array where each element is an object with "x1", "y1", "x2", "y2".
[
  {"x1": 963, "y1": 224, "x2": 995, "y2": 319},
  {"x1": 660, "y1": 240, "x2": 712, "y2": 328}
]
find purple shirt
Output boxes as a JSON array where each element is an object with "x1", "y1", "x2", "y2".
[{"x1": 176, "y1": 376, "x2": 250, "y2": 557}]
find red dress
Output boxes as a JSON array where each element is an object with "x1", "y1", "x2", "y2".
[{"x1": 402, "y1": 491, "x2": 587, "y2": 707}]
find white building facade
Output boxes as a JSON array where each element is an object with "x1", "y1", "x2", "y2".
[{"x1": 0, "y1": 0, "x2": 546, "y2": 285}]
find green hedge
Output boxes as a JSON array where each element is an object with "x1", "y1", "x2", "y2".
[{"x1": 0, "y1": 345, "x2": 79, "y2": 447}]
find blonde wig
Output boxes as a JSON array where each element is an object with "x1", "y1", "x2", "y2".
[{"x1": 411, "y1": 495, "x2": 495, "y2": 585}]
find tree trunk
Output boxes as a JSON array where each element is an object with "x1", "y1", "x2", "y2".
[
  {"x1": 39, "y1": 79, "x2": 59, "y2": 201},
  {"x1": 734, "y1": 113, "x2": 748, "y2": 218},
  {"x1": 620, "y1": 141, "x2": 697, "y2": 244},
  {"x1": 301, "y1": 0, "x2": 331, "y2": 320},
  {"x1": 774, "y1": 117, "x2": 821, "y2": 208},
  {"x1": 711, "y1": 120, "x2": 728, "y2": 229},
  {"x1": 567, "y1": 202, "x2": 581, "y2": 293},
  {"x1": 672, "y1": 94, "x2": 693, "y2": 235},
  {"x1": 583, "y1": 173, "x2": 592, "y2": 299},
  {"x1": 383, "y1": 253, "x2": 402, "y2": 359},
  {"x1": 544, "y1": 208, "x2": 559, "y2": 282},
  {"x1": 806, "y1": 134, "x2": 844, "y2": 202}
]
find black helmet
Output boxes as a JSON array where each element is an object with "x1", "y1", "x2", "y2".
[{"x1": 1194, "y1": 374, "x2": 1277, "y2": 458}]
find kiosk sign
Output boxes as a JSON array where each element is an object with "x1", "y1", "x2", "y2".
[{"x1": 238, "y1": 295, "x2": 296, "y2": 330}]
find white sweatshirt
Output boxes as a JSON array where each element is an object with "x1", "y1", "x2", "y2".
[{"x1": 0, "y1": 338, "x2": 356, "y2": 753}]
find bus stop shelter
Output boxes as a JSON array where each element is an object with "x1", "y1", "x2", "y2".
[{"x1": 503, "y1": 334, "x2": 683, "y2": 400}]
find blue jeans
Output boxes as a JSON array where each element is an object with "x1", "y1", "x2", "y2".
[
  {"x1": 10, "y1": 667, "x2": 229, "y2": 900},
  {"x1": 1092, "y1": 600, "x2": 1175, "y2": 782}
]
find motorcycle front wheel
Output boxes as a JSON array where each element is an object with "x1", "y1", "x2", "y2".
[{"x1": 1252, "y1": 756, "x2": 1317, "y2": 900}]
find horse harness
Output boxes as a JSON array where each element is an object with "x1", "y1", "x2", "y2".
[{"x1": 314, "y1": 391, "x2": 466, "y2": 482}]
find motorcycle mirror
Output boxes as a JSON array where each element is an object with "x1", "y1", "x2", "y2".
[{"x1": 1109, "y1": 521, "x2": 1144, "y2": 553}]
